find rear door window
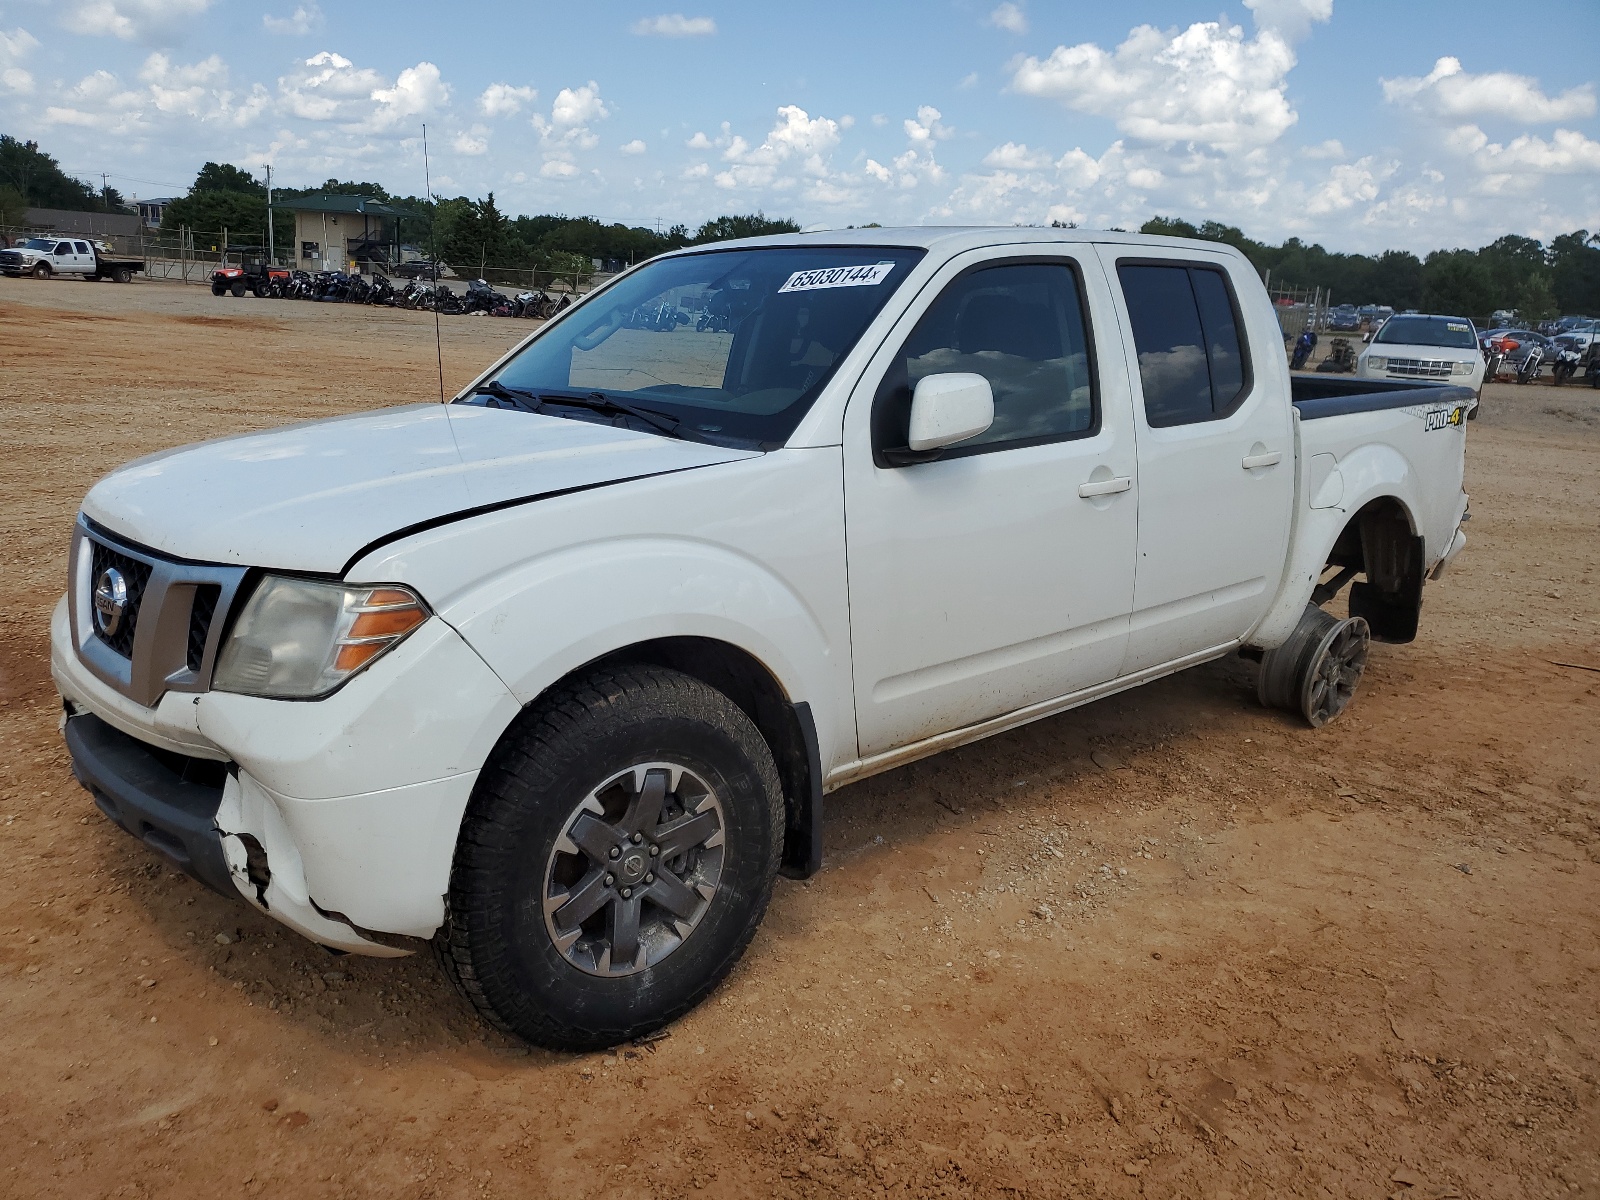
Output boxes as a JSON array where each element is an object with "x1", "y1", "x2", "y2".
[{"x1": 1117, "y1": 262, "x2": 1252, "y2": 428}]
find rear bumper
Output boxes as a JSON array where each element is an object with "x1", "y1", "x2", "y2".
[{"x1": 66, "y1": 712, "x2": 234, "y2": 897}]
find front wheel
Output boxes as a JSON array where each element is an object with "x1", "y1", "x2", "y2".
[
  {"x1": 437, "y1": 665, "x2": 785, "y2": 1050},
  {"x1": 30, "y1": 263, "x2": 50, "y2": 279}
]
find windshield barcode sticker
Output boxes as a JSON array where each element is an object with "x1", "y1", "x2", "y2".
[{"x1": 778, "y1": 262, "x2": 896, "y2": 293}]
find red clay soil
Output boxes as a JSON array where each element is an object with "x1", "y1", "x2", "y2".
[{"x1": 1, "y1": 279, "x2": 1597, "y2": 1199}]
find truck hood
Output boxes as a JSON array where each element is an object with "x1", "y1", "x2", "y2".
[{"x1": 83, "y1": 403, "x2": 759, "y2": 574}]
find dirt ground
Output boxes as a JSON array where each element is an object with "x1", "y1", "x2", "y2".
[{"x1": 1, "y1": 276, "x2": 1598, "y2": 1200}]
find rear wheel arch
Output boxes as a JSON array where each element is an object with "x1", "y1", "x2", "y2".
[{"x1": 1325, "y1": 496, "x2": 1425, "y2": 643}]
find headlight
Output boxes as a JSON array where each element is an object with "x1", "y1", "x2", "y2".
[
  {"x1": 213, "y1": 576, "x2": 429, "y2": 699},
  {"x1": 1452, "y1": 360, "x2": 1474, "y2": 375},
  {"x1": 1367, "y1": 356, "x2": 1387, "y2": 371}
]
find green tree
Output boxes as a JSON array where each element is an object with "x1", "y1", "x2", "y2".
[
  {"x1": 0, "y1": 183, "x2": 26, "y2": 228},
  {"x1": 1477, "y1": 233, "x2": 1545, "y2": 304},
  {"x1": 193, "y1": 161, "x2": 264, "y2": 195},
  {"x1": 1369, "y1": 250, "x2": 1424, "y2": 312},
  {"x1": 690, "y1": 213, "x2": 800, "y2": 243},
  {"x1": 1513, "y1": 272, "x2": 1557, "y2": 322},
  {"x1": 1422, "y1": 250, "x2": 1497, "y2": 318},
  {"x1": 0, "y1": 134, "x2": 125, "y2": 211},
  {"x1": 1548, "y1": 231, "x2": 1600, "y2": 315}
]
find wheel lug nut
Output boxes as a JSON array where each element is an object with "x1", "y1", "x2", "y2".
[
  {"x1": 609, "y1": 847, "x2": 620, "y2": 859},
  {"x1": 649, "y1": 845, "x2": 659, "y2": 857},
  {"x1": 604, "y1": 874, "x2": 615, "y2": 887},
  {"x1": 644, "y1": 873, "x2": 654, "y2": 884},
  {"x1": 632, "y1": 832, "x2": 643, "y2": 844},
  {"x1": 621, "y1": 887, "x2": 632, "y2": 899}
]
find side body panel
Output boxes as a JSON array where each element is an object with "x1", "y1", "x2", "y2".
[
  {"x1": 351, "y1": 447, "x2": 859, "y2": 777},
  {"x1": 1249, "y1": 397, "x2": 1469, "y2": 648}
]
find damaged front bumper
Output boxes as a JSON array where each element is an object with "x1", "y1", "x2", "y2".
[{"x1": 65, "y1": 710, "x2": 411, "y2": 956}]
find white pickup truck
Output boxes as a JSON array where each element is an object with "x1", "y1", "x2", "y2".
[
  {"x1": 1, "y1": 235, "x2": 145, "y2": 282},
  {"x1": 52, "y1": 228, "x2": 1473, "y2": 1049}
]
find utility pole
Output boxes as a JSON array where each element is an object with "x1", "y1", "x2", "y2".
[
  {"x1": 264, "y1": 164, "x2": 275, "y2": 264},
  {"x1": 101, "y1": 172, "x2": 110, "y2": 210}
]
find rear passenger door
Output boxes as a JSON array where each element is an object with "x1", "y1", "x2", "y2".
[{"x1": 1097, "y1": 250, "x2": 1293, "y2": 674}]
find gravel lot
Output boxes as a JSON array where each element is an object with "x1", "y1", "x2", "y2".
[{"x1": 2, "y1": 277, "x2": 1598, "y2": 1199}]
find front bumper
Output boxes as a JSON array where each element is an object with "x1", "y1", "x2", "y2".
[
  {"x1": 66, "y1": 712, "x2": 234, "y2": 897},
  {"x1": 52, "y1": 594, "x2": 522, "y2": 952}
]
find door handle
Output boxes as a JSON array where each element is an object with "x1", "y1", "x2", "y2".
[
  {"x1": 1078, "y1": 475, "x2": 1132, "y2": 498},
  {"x1": 1242, "y1": 451, "x2": 1283, "y2": 469}
]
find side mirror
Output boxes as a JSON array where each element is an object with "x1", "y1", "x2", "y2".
[{"x1": 907, "y1": 372, "x2": 994, "y2": 452}]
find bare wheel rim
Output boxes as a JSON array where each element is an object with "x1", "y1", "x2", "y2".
[
  {"x1": 1301, "y1": 617, "x2": 1370, "y2": 726},
  {"x1": 541, "y1": 762, "x2": 726, "y2": 978}
]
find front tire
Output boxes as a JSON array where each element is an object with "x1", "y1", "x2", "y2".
[
  {"x1": 438, "y1": 665, "x2": 785, "y2": 1050},
  {"x1": 30, "y1": 263, "x2": 50, "y2": 279}
]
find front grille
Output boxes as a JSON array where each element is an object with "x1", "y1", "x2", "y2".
[
  {"x1": 89, "y1": 541, "x2": 154, "y2": 659},
  {"x1": 187, "y1": 584, "x2": 221, "y2": 671},
  {"x1": 1386, "y1": 357, "x2": 1454, "y2": 379}
]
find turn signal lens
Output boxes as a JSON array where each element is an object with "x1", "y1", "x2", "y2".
[{"x1": 214, "y1": 577, "x2": 430, "y2": 699}]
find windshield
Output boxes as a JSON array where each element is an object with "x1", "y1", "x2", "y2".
[
  {"x1": 1374, "y1": 315, "x2": 1478, "y2": 349},
  {"x1": 475, "y1": 245, "x2": 924, "y2": 446},
  {"x1": 18, "y1": 238, "x2": 55, "y2": 251}
]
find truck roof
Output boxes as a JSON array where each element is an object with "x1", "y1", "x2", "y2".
[{"x1": 659, "y1": 225, "x2": 1255, "y2": 262}]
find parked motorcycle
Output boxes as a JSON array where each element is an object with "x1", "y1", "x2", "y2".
[{"x1": 1289, "y1": 329, "x2": 1317, "y2": 371}]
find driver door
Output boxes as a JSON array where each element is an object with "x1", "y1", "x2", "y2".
[{"x1": 842, "y1": 248, "x2": 1139, "y2": 758}]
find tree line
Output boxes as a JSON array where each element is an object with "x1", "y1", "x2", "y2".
[
  {"x1": 5, "y1": 132, "x2": 1596, "y2": 315},
  {"x1": 1141, "y1": 215, "x2": 1600, "y2": 321},
  {"x1": 152, "y1": 161, "x2": 800, "y2": 273}
]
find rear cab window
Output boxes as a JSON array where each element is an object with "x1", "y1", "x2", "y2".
[{"x1": 1116, "y1": 260, "x2": 1252, "y2": 428}]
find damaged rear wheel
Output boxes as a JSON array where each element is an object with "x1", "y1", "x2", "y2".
[
  {"x1": 1257, "y1": 604, "x2": 1371, "y2": 728},
  {"x1": 436, "y1": 665, "x2": 784, "y2": 1051}
]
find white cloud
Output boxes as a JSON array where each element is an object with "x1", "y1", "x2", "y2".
[
  {"x1": 683, "y1": 162, "x2": 710, "y2": 179},
  {"x1": 478, "y1": 83, "x2": 535, "y2": 118},
  {"x1": 985, "y1": 3, "x2": 1024, "y2": 33},
  {"x1": 983, "y1": 141, "x2": 1053, "y2": 170},
  {"x1": 630, "y1": 14, "x2": 716, "y2": 37},
  {"x1": 1305, "y1": 156, "x2": 1380, "y2": 215},
  {"x1": 619, "y1": 138, "x2": 646, "y2": 154},
  {"x1": 987, "y1": 3, "x2": 1027, "y2": 33},
  {"x1": 865, "y1": 158, "x2": 891, "y2": 184},
  {"x1": 548, "y1": 80, "x2": 608, "y2": 129},
  {"x1": 278, "y1": 51, "x2": 384, "y2": 121},
  {"x1": 263, "y1": 4, "x2": 322, "y2": 35},
  {"x1": 1010, "y1": 18, "x2": 1301, "y2": 153},
  {"x1": 892, "y1": 105, "x2": 951, "y2": 187},
  {"x1": 453, "y1": 127, "x2": 488, "y2": 155},
  {"x1": 717, "y1": 104, "x2": 842, "y2": 188},
  {"x1": 1241, "y1": 0, "x2": 1331, "y2": 43},
  {"x1": 540, "y1": 159, "x2": 578, "y2": 178},
  {"x1": 958, "y1": 72, "x2": 979, "y2": 90},
  {"x1": 686, "y1": 130, "x2": 713, "y2": 149},
  {"x1": 60, "y1": 0, "x2": 213, "y2": 43},
  {"x1": 1382, "y1": 57, "x2": 1596, "y2": 124},
  {"x1": 1449, "y1": 124, "x2": 1600, "y2": 175},
  {"x1": 369, "y1": 62, "x2": 448, "y2": 129},
  {"x1": 44, "y1": 69, "x2": 147, "y2": 133},
  {"x1": 1, "y1": 27, "x2": 39, "y2": 95},
  {"x1": 1302, "y1": 138, "x2": 1345, "y2": 159}
]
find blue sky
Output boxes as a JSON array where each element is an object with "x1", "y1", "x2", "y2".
[{"x1": 1, "y1": 0, "x2": 1596, "y2": 253}]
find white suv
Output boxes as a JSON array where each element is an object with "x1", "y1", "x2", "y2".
[{"x1": 1357, "y1": 314, "x2": 1485, "y2": 402}]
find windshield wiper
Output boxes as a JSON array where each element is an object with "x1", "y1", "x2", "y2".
[
  {"x1": 534, "y1": 389, "x2": 684, "y2": 439},
  {"x1": 470, "y1": 382, "x2": 704, "y2": 443}
]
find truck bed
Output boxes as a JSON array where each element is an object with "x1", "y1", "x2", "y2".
[{"x1": 1290, "y1": 375, "x2": 1476, "y2": 420}]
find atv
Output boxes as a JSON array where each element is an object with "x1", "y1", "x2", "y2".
[{"x1": 211, "y1": 246, "x2": 290, "y2": 298}]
